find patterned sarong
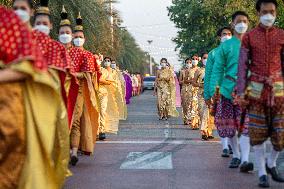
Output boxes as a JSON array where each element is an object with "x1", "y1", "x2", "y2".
[{"x1": 215, "y1": 96, "x2": 241, "y2": 138}]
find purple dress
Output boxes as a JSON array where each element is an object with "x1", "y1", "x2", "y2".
[{"x1": 124, "y1": 73, "x2": 133, "y2": 104}]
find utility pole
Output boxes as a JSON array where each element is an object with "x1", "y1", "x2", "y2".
[
  {"x1": 110, "y1": 0, "x2": 114, "y2": 48},
  {"x1": 147, "y1": 40, "x2": 153, "y2": 75}
]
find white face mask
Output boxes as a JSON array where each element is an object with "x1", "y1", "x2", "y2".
[
  {"x1": 202, "y1": 59, "x2": 207, "y2": 66},
  {"x1": 186, "y1": 64, "x2": 192, "y2": 68},
  {"x1": 73, "y1": 38, "x2": 85, "y2": 47},
  {"x1": 104, "y1": 61, "x2": 111, "y2": 67},
  {"x1": 111, "y1": 64, "x2": 116, "y2": 69},
  {"x1": 260, "y1": 14, "x2": 276, "y2": 27},
  {"x1": 34, "y1": 24, "x2": 50, "y2": 35},
  {"x1": 161, "y1": 63, "x2": 167, "y2": 68},
  {"x1": 192, "y1": 60, "x2": 198, "y2": 66},
  {"x1": 59, "y1": 34, "x2": 72, "y2": 44},
  {"x1": 15, "y1": 9, "x2": 30, "y2": 23},
  {"x1": 235, "y1": 22, "x2": 248, "y2": 34},
  {"x1": 221, "y1": 35, "x2": 232, "y2": 43}
]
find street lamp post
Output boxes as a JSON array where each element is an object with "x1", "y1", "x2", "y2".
[
  {"x1": 147, "y1": 40, "x2": 153, "y2": 75},
  {"x1": 110, "y1": 1, "x2": 114, "y2": 48}
]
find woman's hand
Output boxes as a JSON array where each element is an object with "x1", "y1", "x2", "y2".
[{"x1": 0, "y1": 68, "x2": 28, "y2": 83}]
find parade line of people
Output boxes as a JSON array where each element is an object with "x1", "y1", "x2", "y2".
[
  {"x1": 0, "y1": 0, "x2": 145, "y2": 188},
  {"x1": 1, "y1": 0, "x2": 284, "y2": 189},
  {"x1": 154, "y1": 0, "x2": 284, "y2": 188}
]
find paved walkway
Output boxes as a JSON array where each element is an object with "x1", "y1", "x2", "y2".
[{"x1": 64, "y1": 91, "x2": 284, "y2": 189}]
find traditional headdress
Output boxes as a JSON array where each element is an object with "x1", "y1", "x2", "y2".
[
  {"x1": 74, "y1": 12, "x2": 83, "y2": 32},
  {"x1": 35, "y1": 0, "x2": 50, "y2": 15},
  {"x1": 60, "y1": 5, "x2": 71, "y2": 27}
]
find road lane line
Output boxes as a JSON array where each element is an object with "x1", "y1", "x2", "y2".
[{"x1": 96, "y1": 140, "x2": 221, "y2": 144}]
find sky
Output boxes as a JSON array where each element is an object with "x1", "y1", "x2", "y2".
[{"x1": 115, "y1": 0, "x2": 181, "y2": 71}]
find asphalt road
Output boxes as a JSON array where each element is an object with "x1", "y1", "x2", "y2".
[{"x1": 64, "y1": 90, "x2": 284, "y2": 189}]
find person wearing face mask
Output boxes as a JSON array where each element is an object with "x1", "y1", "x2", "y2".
[
  {"x1": 132, "y1": 73, "x2": 139, "y2": 96},
  {"x1": 1, "y1": 3, "x2": 69, "y2": 189},
  {"x1": 180, "y1": 58, "x2": 194, "y2": 125},
  {"x1": 57, "y1": 6, "x2": 84, "y2": 129},
  {"x1": 32, "y1": 0, "x2": 71, "y2": 187},
  {"x1": 73, "y1": 12, "x2": 101, "y2": 81},
  {"x1": 123, "y1": 70, "x2": 133, "y2": 104},
  {"x1": 204, "y1": 26, "x2": 233, "y2": 157},
  {"x1": 97, "y1": 57, "x2": 120, "y2": 139},
  {"x1": 67, "y1": 11, "x2": 100, "y2": 166},
  {"x1": 193, "y1": 53, "x2": 214, "y2": 140},
  {"x1": 33, "y1": 0, "x2": 72, "y2": 109},
  {"x1": 210, "y1": 11, "x2": 254, "y2": 173},
  {"x1": 236, "y1": 0, "x2": 284, "y2": 187},
  {"x1": 188, "y1": 55, "x2": 201, "y2": 130},
  {"x1": 154, "y1": 58, "x2": 179, "y2": 120},
  {"x1": 109, "y1": 60, "x2": 127, "y2": 121},
  {"x1": 136, "y1": 73, "x2": 142, "y2": 95}
]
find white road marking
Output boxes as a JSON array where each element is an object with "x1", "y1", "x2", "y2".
[
  {"x1": 120, "y1": 152, "x2": 173, "y2": 169},
  {"x1": 96, "y1": 140, "x2": 221, "y2": 144}
]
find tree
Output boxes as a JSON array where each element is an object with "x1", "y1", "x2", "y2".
[
  {"x1": 168, "y1": 0, "x2": 284, "y2": 58},
  {"x1": 1, "y1": 0, "x2": 147, "y2": 73}
]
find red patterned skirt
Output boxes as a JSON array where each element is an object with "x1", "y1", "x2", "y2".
[{"x1": 215, "y1": 96, "x2": 241, "y2": 138}]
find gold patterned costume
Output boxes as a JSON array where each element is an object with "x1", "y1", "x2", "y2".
[
  {"x1": 0, "y1": 7, "x2": 69, "y2": 189},
  {"x1": 113, "y1": 69, "x2": 127, "y2": 120},
  {"x1": 180, "y1": 67, "x2": 199, "y2": 128},
  {"x1": 194, "y1": 67, "x2": 214, "y2": 136},
  {"x1": 156, "y1": 67, "x2": 179, "y2": 119},
  {"x1": 0, "y1": 61, "x2": 69, "y2": 189}
]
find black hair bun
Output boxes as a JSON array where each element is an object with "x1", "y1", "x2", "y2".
[
  {"x1": 40, "y1": 0, "x2": 49, "y2": 7},
  {"x1": 61, "y1": 6, "x2": 68, "y2": 20},
  {"x1": 76, "y1": 12, "x2": 83, "y2": 26}
]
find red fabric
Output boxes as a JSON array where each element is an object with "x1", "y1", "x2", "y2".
[
  {"x1": 67, "y1": 76, "x2": 79, "y2": 127},
  {"x1": 67, "y1": 47, "x2": 85, "y2": 127},
  {"x1": 82, "y1": 50, "x2": 101, "y2": 83},
  {"x1": 32, "y1": 30, "x2": 71, "y2": 108},
  {"x1": 66, "y1": 47, "x2": 101, "y2": 127},
  {"x1": 239, "y1": 25, "x2": 284, "y2": 101},
  {"x1": 0, "y1": 6, "x2": 47, "y2": 70},
  {"x1": 81, "y1": 50, "x2": 97, "y2": 72},
  {"x1": 242, "y1": 25, "x2": 284, "y2": 77},
  {"x1": 58, "y1": 71, "x2": 67, "y2": 107},
  {"x1": 48, "y1": 40, "x2": 72, "y2": 71},
  {"x1": 68, "y1": 47, "x2": 85, "y2": 73},
  {"x1": 32, "y1": 30, "x2": 72, "y2": 71}
]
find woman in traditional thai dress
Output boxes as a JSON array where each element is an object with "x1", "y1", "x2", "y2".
[
  {"x1": 180, "y1": 56, "x2": 199, "y2": 128},
  {"x1": 180, "y1": 58, "x2": 192, "y2": 125},
  {"x1": 123, "y1": 70, "x2": 133, "y2": 104},
  {"x1": 57, "y1": 7, "x2": 99, "y2": 166},
  {"x1": 32, "y1": 0, "x2": 72, "y2": 108},
  {"x1": 193, "y1": 53, "x2": 215, "y2": 140},
  {"x1": 0, "y1": 2, "x2": 68, "y2": 188},
  {"x1": 154, "y1": 58, "x2": 179, "y2": 120},
  {"x1": 98, "y1": 57, "x2": 120, "y2": 135},
  {"x1": 174, "y1": 71, "x2": 181, "y2": 108},
  {"x1": 111, "y1": 60, "x2": 127, "y2": 120},
  {"x1": 131, "y1": 74, "x2": 139, "y2": 96}
]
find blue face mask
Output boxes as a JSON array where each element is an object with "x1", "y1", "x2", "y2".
[
  {"x1": 111, "y1": 64, "x2": 117, "y2": 69},
  {"x1": 202, "y1": 59, "x2": 207, "y2": 66}
]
